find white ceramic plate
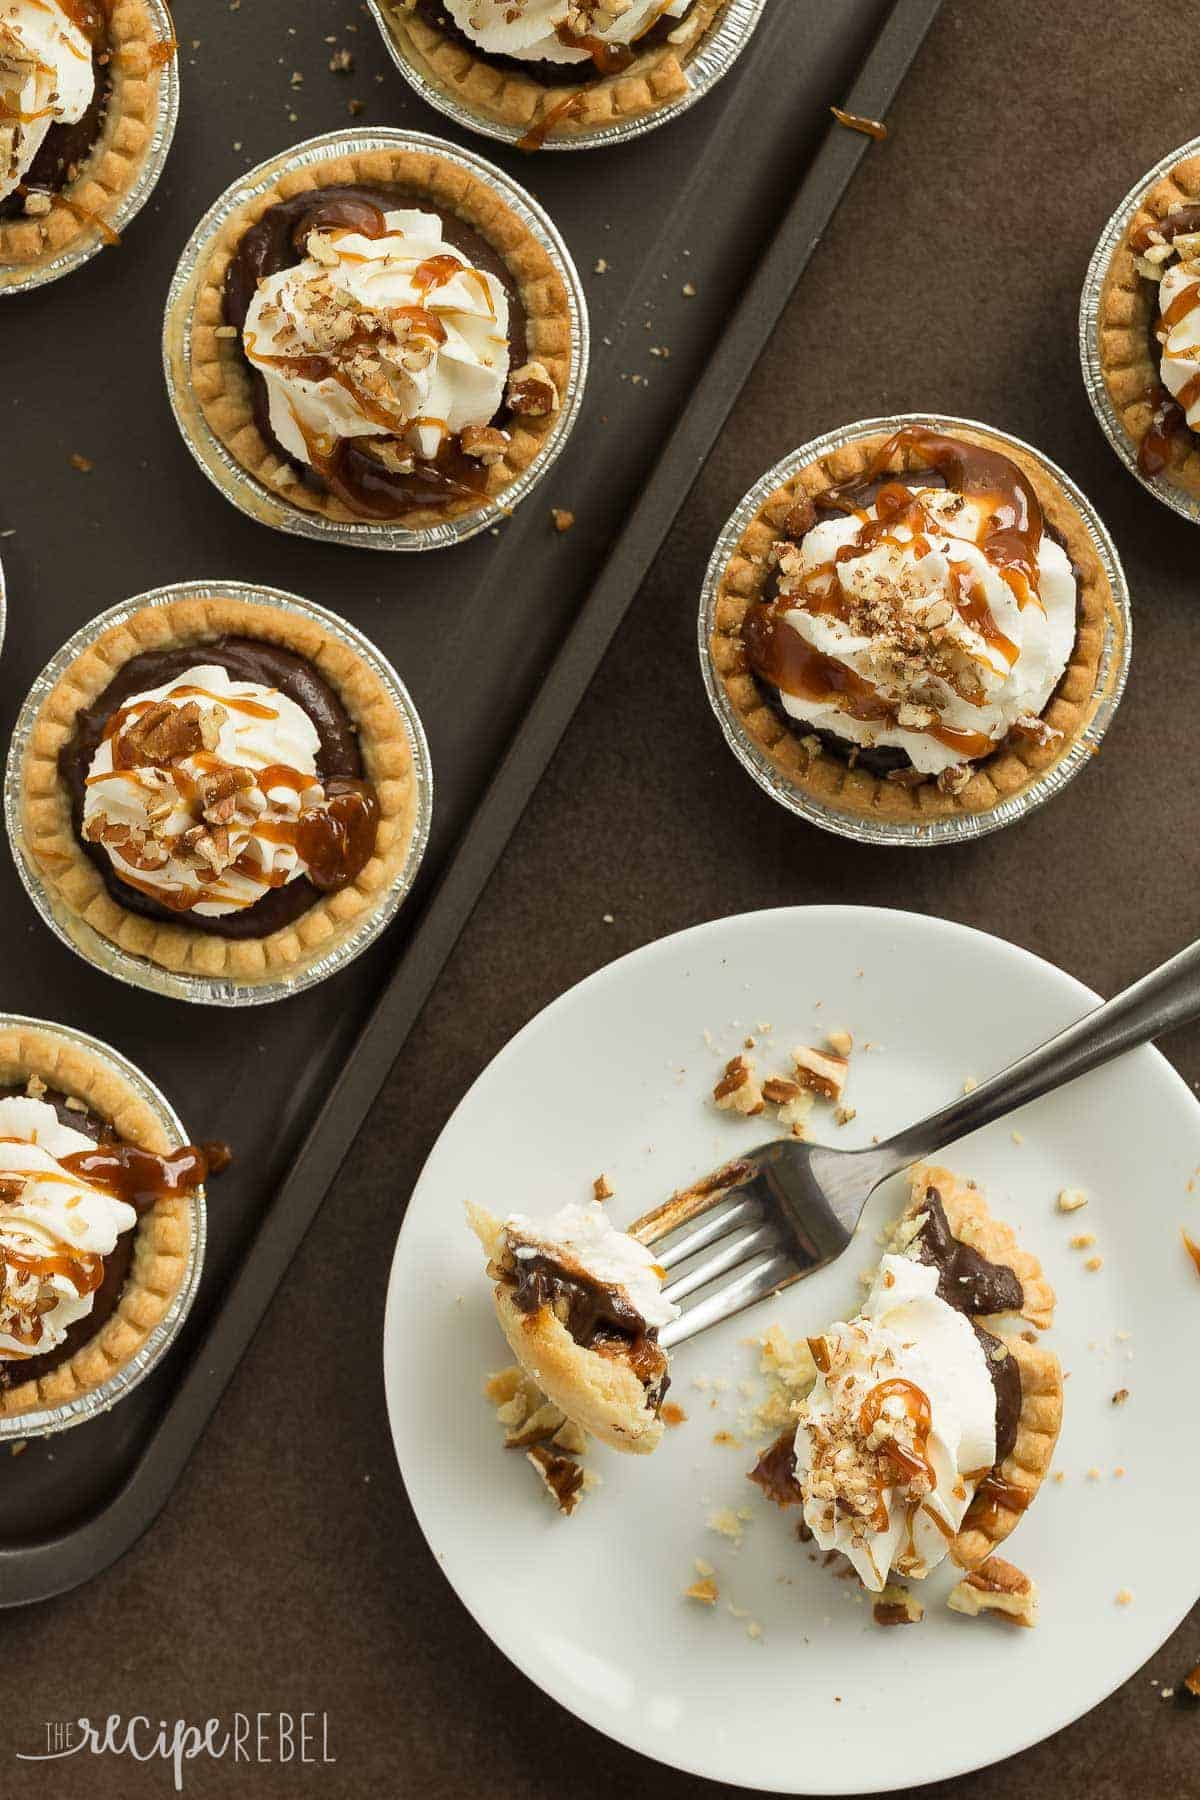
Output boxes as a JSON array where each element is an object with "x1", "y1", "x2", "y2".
[{"x1": 384, "y1": 907, "x2": 1200, "y2": 1794}]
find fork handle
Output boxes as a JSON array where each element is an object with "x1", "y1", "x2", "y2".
[{"x1": 877, "y1": 937, "x2": 1200, "y2": 1172}]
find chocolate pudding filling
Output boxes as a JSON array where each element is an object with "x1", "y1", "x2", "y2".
[
  {"x1": 222, "y1": 184, "x2": 530, "y2": 518},
  {"x1": 909, "y1": 1185, "x2": 1024, "y2": 1463},
  {"x1": 750, "y1": 1189, "x2": 1025, "y2": 1511},
  {"x1": 412, "y1": 0, "x2": 684, "y2": 85},
  {"x1": 60, "y1": 635, "x2": 374, "y2": 940},
  {"x1": 507, "y1": 1251, "x2": 670, "y2": 1409},
  {"x1": 742, "y1": 431, "x2": 1083, "y2": 780},
  {"x1": 1131, "y1": 205, "x2": 1200, "y2": 478},
  {"x1": 0, "y1": 5, "x2": 111, "y2": 223}
]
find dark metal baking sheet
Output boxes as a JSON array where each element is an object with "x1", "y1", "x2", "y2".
[{"x1": 0, "y1": 0, "x2": 940, "y2": 1605}]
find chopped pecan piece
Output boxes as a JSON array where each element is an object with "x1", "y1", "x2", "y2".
[
  {"x1": 196, "y1": 765, "x2": 256, "y2": 826},
  {"x1": 460, "y1": 423, "x2": 510, "y2": 464},
  {"x1": 873, "y1": 1582, "x2": 924, "y2": 1626},
  {"x1": 761, "y1": 1075, "x2": 813, "y2": 1136},
  {"x1": 118, "y1": 700, "x2": 213, "y2": 767},
  {"x1": 947, "y1": 1557, "x2": 1039, "y2": 1628},
  {"x1": 791, "y1": 1045, "x2": 849, "y2": 1102},
  {"x1": 781, "y1": 494, "x2": 817, "y2": 540},
  {"x1": 712, "y1": 1054, "x2": 765, "y2": 1117},
  {"x1": 506, "y1": 359, "x2": 560, "y2": 418},
  {"x1": 180, "y1": 823, "x2": 234, "y2": 876}
]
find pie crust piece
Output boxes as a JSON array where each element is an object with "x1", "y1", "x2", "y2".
[
  {"x1": 187, "y1": 146, "x2": 574, "y2": 531},
  {"x1": 0, "y1": 1024, "x2": 191, "y2": 1420},
  {"x1": 1098, "y1": 152, "x2": 1200, "y2": 501},
  {"x1": 468, "y1": 1201, "x2": 664, "y2": 1454},
  {"x1": 709, "y1": 424, "x2": 1124, "y2": 824},
  {"x1": 19, "y1": 595, "x2": 421, "y2": 985},
  {"x1": 381, "y1": 0, "x2": 727, "y2": 142},
  {"x1": 0, "y1": 1, "x2": 171, "y2": 275},
  {"x1": 902, "y1": 1164, "x2": 1063, "y2": 1572}
]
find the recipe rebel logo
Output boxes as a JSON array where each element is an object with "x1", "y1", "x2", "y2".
[{"x1": 16, "y1": 1712, "x2": 336, "y2": 1790}]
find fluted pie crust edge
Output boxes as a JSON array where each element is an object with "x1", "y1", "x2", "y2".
[
  {"x1": 185, "y1": 146, "x2": 573, "y2": 531},
  {"x1": 0, "y1": 1024, "x2": 190, "y2": 1420},
  {"x1": 905, "y1": 1165, "x2": 1064, "y2": 1573},
  {"x1": 19, "y1": 596, "x2": 420, "y2": 984},
  {"x1": 1098, "y1": 152, "x2": 1200, "y2": 501},
  {"x1": 381, "y1": 0, "x2": 728, "y2": 141},
  {"x1": 708, "y1": 425, "x2": 1122, "y2": 824},
  {"x1": 0, "y1": 0, "x2": 169, "y2": 274}
]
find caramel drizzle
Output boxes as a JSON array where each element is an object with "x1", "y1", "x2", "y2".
[
  {"x1": 517, "y1": 91, "x2": 586, "y2": 153},
  {"x1": 830, "y1": 106, "x2": 888, "y2": 140},
  {"x1": 824, "y1": 426, "x2": 1046, "y2": 613},
  {"x1": 967, "y1": 1471, "x2": 1031, "y2": 1533},
  {"x1": 743, "y1": 427, "x2": 1054, "y2": 758},
  {"x1": 90, "y1": 686, "x2": 377, "y2": 911},
  {"x1": 1182, "y1": 1230, "x2": 1200, "y2": 1278},
  {"x1": 0, "y1": 1133, "x2": 225, "y2": 1347},
  {"x1": 858, "y1": 1377, "x2": 935, "y2": 1489},
  {"x1": 742, "y1": 607, "x2": 995, "y2": 761},
  {"x1": 1155, "y1": 277, "x2": 1200, "y2": 419},
  {"x1": 411, "y1": 252, "x2": 496, "y2": 319}
]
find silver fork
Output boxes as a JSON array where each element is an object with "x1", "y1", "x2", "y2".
[{"x1": 630, "y1": 938, "x2": 1200, "y2": 1348}]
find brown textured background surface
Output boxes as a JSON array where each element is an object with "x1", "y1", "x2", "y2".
[{"x1": 5, "y1": 1, "x2": 1199, "y2": 1796}]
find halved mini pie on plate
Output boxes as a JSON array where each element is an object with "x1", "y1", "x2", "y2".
[
  {"x1": 469, "y1": 1198, "x2": 679, "y2": 1453},
  {"x1": 749, "y1": 1163, "x2": 1063, "y2": 1591}
]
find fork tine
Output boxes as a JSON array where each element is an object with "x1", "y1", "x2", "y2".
[
  {"x1": 658, "y1": 1249, "x2": 798, "y2": 1349},
  {"x1": 652, "y1": 1194, "x2": 766, "y2": 1271},
  {"x1": 628, "y1": 1156, "x2": 760, "y2": 1248},
  {"x1": 661, "y1": 1222, "x2": 783, "y2": 1303}
]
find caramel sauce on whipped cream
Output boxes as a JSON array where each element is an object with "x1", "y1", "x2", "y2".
[{"x1": 743, "y1": 427, "x2": 1077, "y2": 781}]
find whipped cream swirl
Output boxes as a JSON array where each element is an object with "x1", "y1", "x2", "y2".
[
  {"x1": 444, "y1": 0, "x2": 694, "y2": 66},
  {"x1": 762, "y1": 485, "x2": 1077, "y2": 776},
  {"x1": 504, "y1": 1201, "x2": 680, "y2": 1331},
  {"x1": 83, "y1": 663, "x2": 331, "y2": 918},
  {"x1": 1158, "y1": 258, "x2": 1200, "y2": 433},
  {"x1": 0, "y1": 1096, "x2": 137, "y2": 1361},
  {"x1": 793, "y1": 1254, "x2": 999, "y2": 1591},
  {"x1": 242, "y1": 209, "x2": 511, "y2": 469},
  {"x1": 0, "y1": 0, "x2": 95, "y2": 205}
]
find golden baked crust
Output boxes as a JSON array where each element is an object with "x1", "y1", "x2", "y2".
[
  {"x1": 186, "y1": 145, "x2": 573, "y2": 531},
  {"x1": 953, "y1": 1333, "x2": 1062, "y2": 1570},
  {"x1": 896, "y1": 1165, "x2": 1063, "y2": 1570},
  {"x1": 1098, "y1": 152, "x2": 1200, "y2": 501},
  {"x1": 380, "y1": 0, "x2": 727, "y2": 143},
  {"x1": 903, "y1": 1165, "x2": 1063, "y2": 1567},
  {"x1": 468, "y1": 1202, "x2": 664, "y2": 1454},
  {"x1": 708, "y1": 424, "x2": 1124, "y2": 825},
  {"x1": 0, "y1": 1024, "x2": 191, "y2": 1420},
  {"x1": 909, "y1": 1163, "x2": 1057, "y2": 1332},
  {"x1": 0, "y1": 1, "x2": 173, "y2": 277},
  {"x1": 18, "y1": 595, "x2": 421, "y2": 985}
]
